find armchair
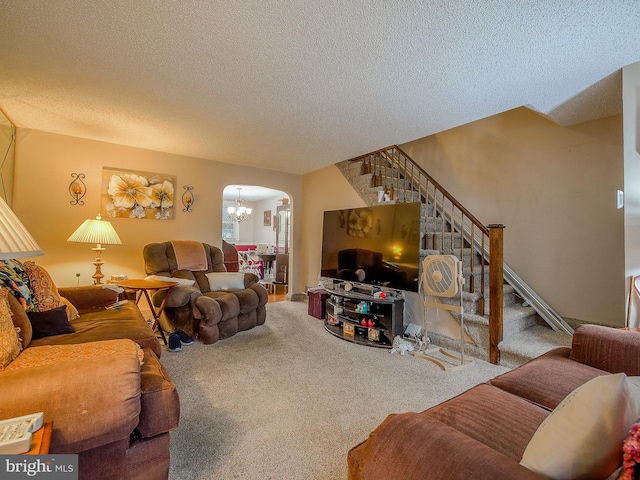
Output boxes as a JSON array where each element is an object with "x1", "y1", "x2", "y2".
[{"x1": 143, "y1": 241, "x2": 268, "y2": 344}]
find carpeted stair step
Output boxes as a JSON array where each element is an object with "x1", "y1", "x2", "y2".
[
  {"x1": 427, "y1": 283, "x2": 540, "y2": 361},
  {"x1": 498, "y1": 325, "x2": 572, "y2": 369}
]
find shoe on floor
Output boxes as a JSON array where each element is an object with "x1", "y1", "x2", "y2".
[
  {"x1": 168, "y1": 332, "x2": 182, "y2": 352},
  {"x1": 174, "y1": 328, "x2": 194, "y2": 345}
]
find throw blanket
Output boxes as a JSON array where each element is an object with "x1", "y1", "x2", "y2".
[
  {"x1": 0, "y1": 259, "x2": 36, "y2": 311},
  {"x1": 171, "y1": 241, "x2": 208, "y2": 271}
]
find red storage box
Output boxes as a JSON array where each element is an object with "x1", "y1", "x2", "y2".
[{"x1": 307, "y1": 289, "x2": 329, "y2": 319}]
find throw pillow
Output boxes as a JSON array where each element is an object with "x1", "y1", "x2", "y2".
[
  {"x1": 0, "y1": 289, "x2": 22, "y2": 369},
  {"x1": 205, "y1": 272, "x2": 245, "y2": 291},
  {"x1": 23, "y1": 261, "x2": 61, "y2": 311},
  {"x1": 28, "y1": 305, "x2": 74, "y2": 340},
  {"x1": 5, "y1": 291, "x2": 32, "y2": 349},
  {"x1": 520, "y1": 373, "x2": 640, "y2": 480},
  {"x1": 0, "y1": 259, "x2": 36, "y2": 311},
  {"x1": 60, "y1": 297, "x2": 80, "y2": 321}
]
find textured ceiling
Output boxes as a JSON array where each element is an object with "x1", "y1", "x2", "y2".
[{"x1": 1, "y1": 1, "x2": 638, "y2": 175}]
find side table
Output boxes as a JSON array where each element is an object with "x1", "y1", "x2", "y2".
[{"x1": 115, "y1": 279, "x2": 178, "y2": 345}]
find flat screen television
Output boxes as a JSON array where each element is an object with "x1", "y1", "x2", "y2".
[{"x1": 320, "y1": 202, "x2": 421, "y2": 292}]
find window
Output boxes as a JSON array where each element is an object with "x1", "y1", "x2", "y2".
[{"x1": 222, "y1": 202, "x2": 238, "y2": 241}]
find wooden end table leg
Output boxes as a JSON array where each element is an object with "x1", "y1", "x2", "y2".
[{"x1": 143, "y1": 289, "x2": 168, "y2": 345}]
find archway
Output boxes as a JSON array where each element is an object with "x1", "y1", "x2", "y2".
[{"x1": 222, "y1": 185, "x2": 290, "y2": 301}]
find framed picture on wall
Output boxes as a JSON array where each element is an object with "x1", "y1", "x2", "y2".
[
  {"x1": 264, "y1": 210, "x2": 272, "y2": 226},
  {"x1": 102, "y1": 167, "x2": 175, "y2": 220}
]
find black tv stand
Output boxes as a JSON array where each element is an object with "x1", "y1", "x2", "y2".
[{"x1": 323, "y1": 280, "x2": 404, "y2": 349}]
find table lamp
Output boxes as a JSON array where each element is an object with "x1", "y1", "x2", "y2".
[
  {"x1": 67, "y1": 214, "x2": 122, "y2": 284},
  {"x1": 0, "y1": 196, "x2": 43, "y2": 260}
]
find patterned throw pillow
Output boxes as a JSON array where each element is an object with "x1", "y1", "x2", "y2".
[
  {"x1": 0, "y1": 289, "x2": 22, "y2": 369},
  {"x1": 23, "y1": 262, "x2": 80, "y2": 320},
  {"x1": 23, "y1": 261, "x2": 61, "y2": 311}
]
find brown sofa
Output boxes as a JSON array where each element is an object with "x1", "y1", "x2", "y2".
[
  {"x1": 0, "y1": 285, "x2": 179, "y2": 480},
  {"x1": 348, "y1": 325, "x2": 640, "y2": 480},
  {"x1": 143, "y1": 241, "x2": 268, "y2": 344}
]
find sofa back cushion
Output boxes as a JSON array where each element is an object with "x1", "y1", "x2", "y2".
[
  {"x1": 570, "y1": 325, "x2": 640, "y2": 375},
  {"x1": 143, "y1": 241, "x2": 226, "y2": 281}
]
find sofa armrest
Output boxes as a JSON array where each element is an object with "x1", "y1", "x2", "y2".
[
  {"x1": 58, "y1": 286, "x2": 118, "y2": 310},
  {"x1": 244, "y1": 272, "x2": 260, "y2": 288},
  {"x1": 152, "y1": 285, "x2": 201, "y2": 309},
  {"x1": 570, "y1": 324, "x2": 640, "y2": 375},
  {"x1": 194, "y1": 295, "x2": 222, "y2": 324},
  {"x1": 348, "y1": 414, "x2": 545, "y2": 480},
  {"x1": 0, "y1": 351, "x2": 141, "y2": 453}
]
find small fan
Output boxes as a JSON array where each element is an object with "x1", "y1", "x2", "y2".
[
  {"x1": 416, "y1": 254, "x2": 474, "y2": 371},
  {"x1": 422, "y1": 255, "x2": 460, "y2": 298}
]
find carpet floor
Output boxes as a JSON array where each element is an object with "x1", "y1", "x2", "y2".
[{"x1": 161, "y1": 301, "x2": 510, "y2": 480}]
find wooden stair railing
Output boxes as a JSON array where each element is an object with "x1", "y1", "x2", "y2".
[{"x1": 348, "y1": 145, "x2": 505, "y2": 364}]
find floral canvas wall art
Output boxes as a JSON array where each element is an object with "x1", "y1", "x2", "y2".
[{"x1": 102, "y1": 167, "x2": 176, "y2": 220}]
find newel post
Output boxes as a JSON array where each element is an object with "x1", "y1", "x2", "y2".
[{"x1": 488, "y1": 224, "x2": 505, "y2": 365}]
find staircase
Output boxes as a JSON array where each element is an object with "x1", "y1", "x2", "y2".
[{"x1": 336, "y1": 146, "x2": 573, "y2": 367}]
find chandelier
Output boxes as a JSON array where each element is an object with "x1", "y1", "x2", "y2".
[{"x1": 227, "y1": 188, "x2": 253, "y2": 222}]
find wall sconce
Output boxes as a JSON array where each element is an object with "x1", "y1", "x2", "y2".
[
  {"x1": 182, "y1": 186, "x2": 194, "y2": 212},
  {"x1": 69, "y1": 173, "x2": 86, "y2": 206}
]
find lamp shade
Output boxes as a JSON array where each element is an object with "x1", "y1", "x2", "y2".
[
  {"x1": 0, "y1": 196, "x2": 43, "y2": 260},
  {"x1": 67, "y1": 214, "x2": 122, "y2": 246}
]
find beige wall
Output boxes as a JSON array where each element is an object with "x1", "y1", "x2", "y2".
[
  {"x1": 300, "y1": 164, "x2": 365, "y2": 289},
  {"x1": 623, "y1": 62, "x2": 640, "y2": 287},
  {"x1": 248, "y1": 195, "x2": 286, "y2": 245},
  {"x1": 400, "y1": 108, "x2": 624, "y2": 325},
  {"x1": 12, "y1": 129, "x2": 304, "y2": 293},
  {"x1": 301, "y1": 108, "x2": 624, "y2": 325},
  {"x1": 13, "y1": 105, "x2": 627, "y2": 325},
  {"x1": 0, "y1": 110, "x2": 15, "y2": 205}
]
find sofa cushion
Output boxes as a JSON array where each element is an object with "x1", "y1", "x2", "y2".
[
  {"x1": 0, "y1": 342, "x2": 143, "y2": 454},
  {"x1": 0, "y1": 289, "x2": 21, "y2": 368},
  {"x1": 424, "y1": 383, "x2": 550, "y2": 462},
  {"x1": 348, "y1": 414, "x2": 546, "y2": 480},
  {"x1": 520, "y1": 373, "x2": 640, "y2": 480},
  {"x1": 490, "y1": 347, "x2": 607, "y2": 410},
  {"x1": 233, "y1": 288, "x2": 260, "y2": 314},
  {"x1": 136, "y1": 348, "x2": 180, "y2": 438},
  {"x1": 5, "y1": 339, "x2": 143, "y2": 371},
  {"x1": 28, "y1": 305, "x2": 75, "y2": 340},
  {"x1": 29, "y1": 302, "x2": 162, "y2": 358}
]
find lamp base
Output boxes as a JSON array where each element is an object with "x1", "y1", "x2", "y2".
[
  {"x1": 92, "y1": 261, "x2": 105, "y2": 285},
  {"x1": 91, "y1": 246, "x2": 106, "y2": 285}
]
